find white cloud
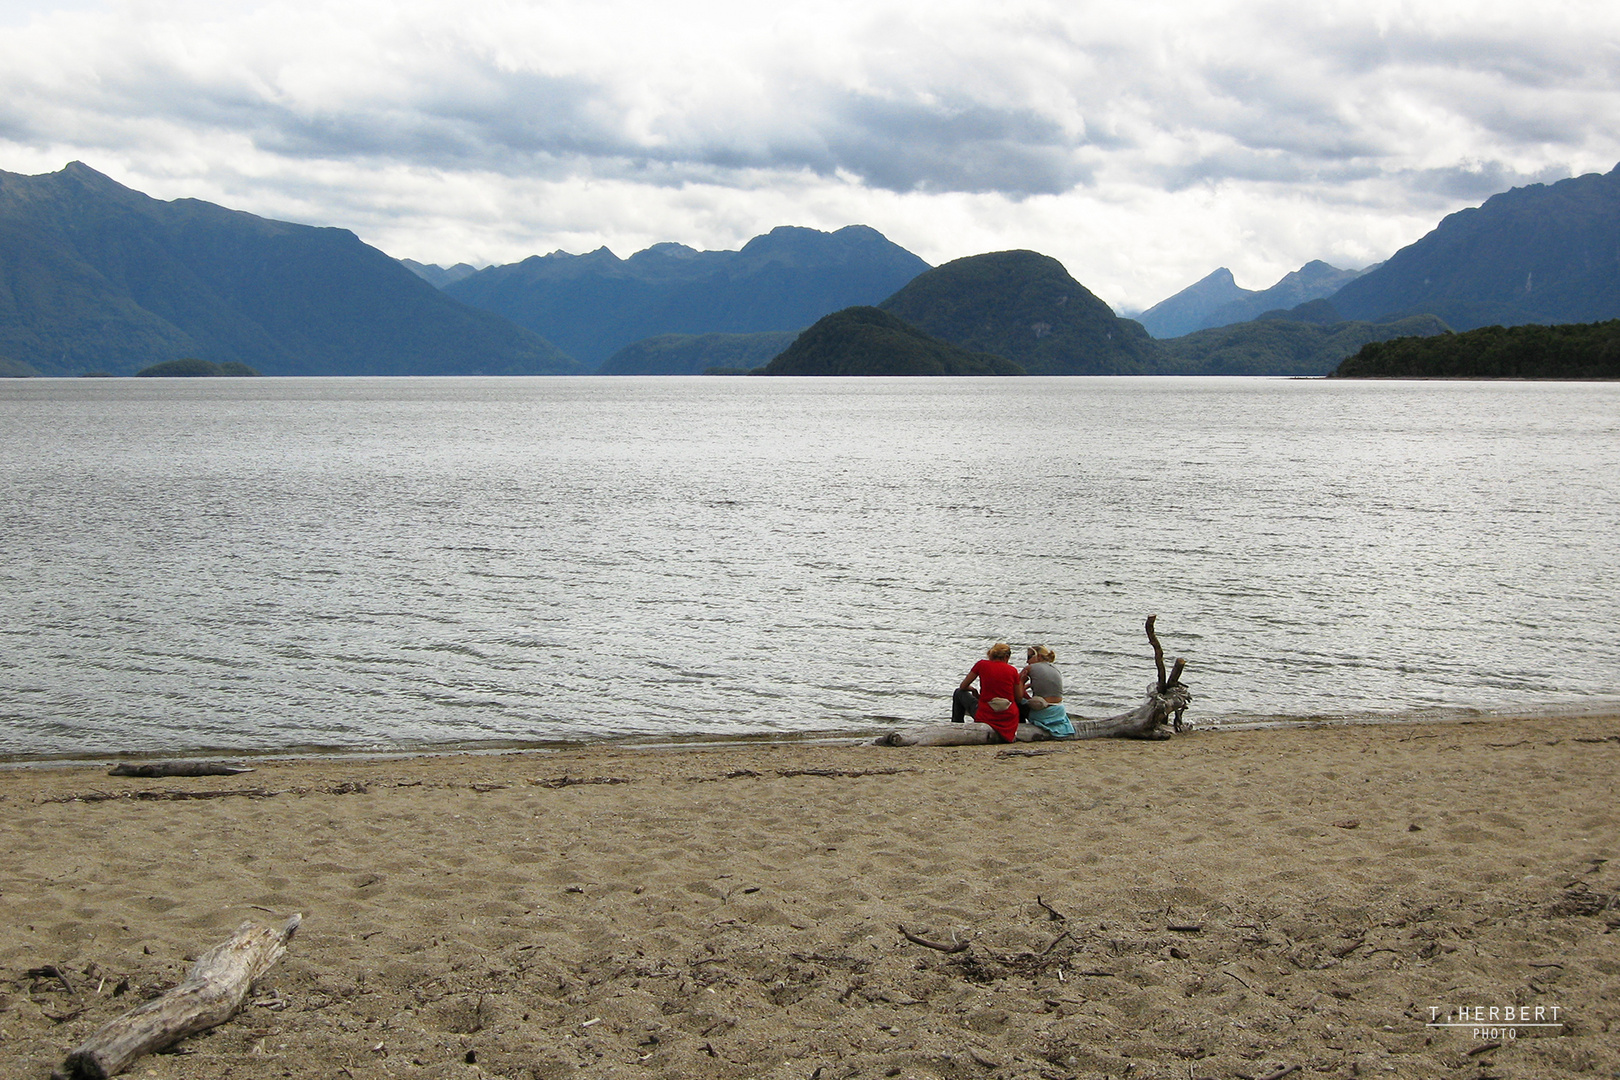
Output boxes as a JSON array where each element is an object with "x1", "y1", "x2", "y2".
[{"x1": 1, "y1": 0, "x2": 1618, "y2": 310}]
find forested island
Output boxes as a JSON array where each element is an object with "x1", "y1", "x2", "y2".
[{"x1": 1331, "y1": 320, "x2": 1620, "y2": 379}]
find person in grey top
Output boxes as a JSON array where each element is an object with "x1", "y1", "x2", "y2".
[{"x1": 1021, "y1": 645, "x2": 1075, "y2": 737}]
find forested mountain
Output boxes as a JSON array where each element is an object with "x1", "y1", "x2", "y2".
[
  {"x1": 1330, "y1": 165, "x2": 1620, "y2": 330},
  {"x1": 878, "y1": 250, "x2": 1165, "y2": 374},
  {"x1": 445, "y1": 226, "x2": 930, "y2": 367},
  {"x1": 1138, "y1": 261, "x2": 1368, "y2": 338},
  {"x1": 0, "y1": 162, "x2": 579, "y2": 377},
  {"x1": 1332, "y1": 320, "x2": 1620, "y2": 378},
  {"x1": 758, "y1": 307, "x2": 1023, "y2": 376}
]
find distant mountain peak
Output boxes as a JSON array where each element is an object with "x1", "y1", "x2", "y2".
[
  {"x1": 1139, "y1": 261, "x2": 1367, "y2": 338},
  {"x1": 631, "y1": 242, "x2": 702, "y2": 261}
]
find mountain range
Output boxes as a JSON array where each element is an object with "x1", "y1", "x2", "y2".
[
  {"x1": 5, "y1": 160, "x2": 1620, "y2": 379},
  {"x1": 0, "y1": 162, "x2": 578, "y2": 377},
  {"x1": 1138, "y1": 261, "x2": 1371, "y2": 338},
  {"x1": 1147, "y1": 163, "x2": 1620, "y2": 339},
  {"x1": 442, "y1": 226, "x2": 930, "y2": 367}
]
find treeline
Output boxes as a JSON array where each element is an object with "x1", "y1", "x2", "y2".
[{"x1": 1333, "y1": 320, "x2": 1620, "y2": 379}]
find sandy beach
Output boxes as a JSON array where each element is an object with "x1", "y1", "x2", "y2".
[{"x1": 3, "y1": 715, "x2": 1617, "y2": 1080}]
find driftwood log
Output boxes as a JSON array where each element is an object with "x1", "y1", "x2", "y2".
[
  {"x1": 876, "y1": 616, "x2": 1192, "y2": 746},
  {"x1": 53, "y1": 914, "x2": 301, "y2": 1080},
  {"x1": 108, "y1": 762, "x2": 254, "y2": 777}
]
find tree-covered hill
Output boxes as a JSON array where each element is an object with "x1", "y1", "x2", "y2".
[
  {"x1": 877, "y1": 250, "x2": 1165, "y2": 374},
  {"x1": 1330, "y1": 165, "x2": 1620, "y2": 331},
  {"x1": 0, "y1": 162, "x2": 580, "y2": 377},
  {"x1": 446, "y1": 226, "x2": 929, "y2": 367},
  {"x1": 1331, "y1": 320, "x2": 1620, "y2": 378},
  {"x1": 758, "y1": 307, "x2": 1024, "y2": 376}
]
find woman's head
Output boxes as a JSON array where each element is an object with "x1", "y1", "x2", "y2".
[
  {"x1": 987, "y1": 642, "x2": 1012, "y2": 661},
  {"x1": 1038, "y1": 645, "x2": 1057, "y2": 663}
]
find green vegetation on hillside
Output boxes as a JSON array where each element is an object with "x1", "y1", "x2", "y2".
[
  {"x1": 1158, "y1": 310, "x2": 1450, "y2": 375},
  {"x1": 759, "y1": 307, "x2": 1024, "y2": 376},
  {"x1": 1332, "y1": 320, "x2": 1620, "y2": 378},
  {"x1": 879, "y1": 250, "x2": 1164, "y2": 374},
  {"x1": 598, "y1": 331, "x2": 798, "y2": 375},
  {"x1": 136, "y1": 358, "x2": 260, "y2": 377}
]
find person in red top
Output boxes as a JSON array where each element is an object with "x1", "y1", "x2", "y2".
[{"x1": 957, "y1": 642, "x2": 1022, "y2": 743}]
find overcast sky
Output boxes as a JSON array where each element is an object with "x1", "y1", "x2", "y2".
[{"x1": 2, "y1": 0, "x2": 1617, "y2": 311}]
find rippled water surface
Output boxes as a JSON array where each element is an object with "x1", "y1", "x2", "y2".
[{"x1": 2, "y1": 376, "x2": 1617, "y2": 757}]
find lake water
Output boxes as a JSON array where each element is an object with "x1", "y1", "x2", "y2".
[{"x1": 2, "y1": 375, "x2": 1617, "y2": 760}]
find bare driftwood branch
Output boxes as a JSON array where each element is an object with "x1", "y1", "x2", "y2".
[
  {"x1": 107, "y1": 762, "x2": 253, "y2": 777},
  {"x1": 53, "y1": 914, "x2": 301, "y2": 1080},
  {"x1": 1147, "y1": 614, "x2": 1169, "y2": 688},
  {"x1": 897, "y1": 925, "x2": 969, "y2": 953}
]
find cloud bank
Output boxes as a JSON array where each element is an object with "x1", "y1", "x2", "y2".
[{"x1": 2, "y1": 0, "x2": 1617, "y2": 309}]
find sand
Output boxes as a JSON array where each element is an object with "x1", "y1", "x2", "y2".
[{"x1": 3, "y1": 715, "x2": 1617, "y2": 1080}]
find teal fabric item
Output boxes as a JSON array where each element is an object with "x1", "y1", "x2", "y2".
[{"x1": 1026, "y1": 701, "x2": 1074, "y2": 738}]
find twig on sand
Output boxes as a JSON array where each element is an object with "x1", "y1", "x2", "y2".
[
  {"x1": 532, "y1": 775, "x2": 631, "y2": 789},
  {"x1": 1036, "y1": 895, "x2": 1067, "y2": 922},
  {"x1": 43, "y1": 789, "x2": 279, "y2": 804},
  {"x1": 897, "y1": 925, "x2": 969, "y2": 953}
]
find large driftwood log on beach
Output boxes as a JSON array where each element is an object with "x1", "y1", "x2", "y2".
[
  {"x1": 876, "y1": 616, "x2": 1192, "y2": 747},
  {"x1": 107, "y1": 761, "x2": 254, "y2": 777},
  {"x1": 53, "y1": 914, "x2": 301, "y2": 1080}
]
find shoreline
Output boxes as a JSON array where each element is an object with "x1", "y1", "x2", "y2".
[
  {"x1": 4, "y1": 711, "x2": 1617, "y2": 1079},
  {"x1": 6, "y1": 699, "x2": 1619, "y2": 771}
]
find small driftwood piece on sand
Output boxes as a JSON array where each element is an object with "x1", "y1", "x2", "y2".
[
  {"x1": 876, "y1": 616, "x2": 1192, "y2": 747},
  {"x1": 53, "y1": 914, "x2": 301, "y2": 1080},
  {"x1": 108, "y1": 762, "x2": 254, "y2": 777}
]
